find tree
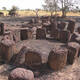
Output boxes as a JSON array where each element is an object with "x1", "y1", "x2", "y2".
[
  {"x1": 9, "y1": 6, "x2": 19, "y2": 16},
  {"x1": 33, "y1": 9, "x2": 40, "y2": 18},
  {"x1": 43, "y1": 0, "x2": 80, "y2": 17},
  {"x1": 58, "y1": 0, "x2": 80, "y2": 17},
  {"x1": 11, "y1": 6, "x2": 19, "y2": 11},
  {"x1": 2, "y1": 7, "x2": 6, "y2": 11},
  {"x1": 43, "y1": 0, "x2": 59, "y2": 16}
]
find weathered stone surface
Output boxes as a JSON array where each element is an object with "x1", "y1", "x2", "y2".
[
  {"x1": 75, "y1": 37, "x2": 80, "y2": 44},
  {"x1": 25, "y1": 48, "x2": 42, "y2": 69},
  {"x1": 50, "y1": 29, "x2": 60, "y2": 40},
  {"x1": 59, "y1": 30, "x2": 71, "y2": 43},
  {"x1": 12, "y1": 29, "x2": 21, "y2": 42},
  {"x1": 50, "y1": 21, "x2": 57, "y2": 37},
  {"x1": 20, "y1": 28, "x2": 33, "y2": 40},
  {"x1": 36, "y1": 28, "x2": 46, "y2": 39},
  {"x1": 67, "y1": 20, "x2": 75, "y2": 33},
  {"x1": 48, "y1": 46, "x2": 68, "y2": 70},
  {"x1": 0, "y1": 23, "x2": 4, "y2": 35},
  {"x1": 0, "y1": 39, "x2": 15, "y2": 63},
  {"x1": 67, "y1": 42, "x2": 80, "y2": 64},
  {"x1": 77, "y1": 27, "x2": 80, "y2": 34},
  {"x1": 70, "y1": 32, "x2": 78, "y2": 42},
  {"x1": 58, "y1": 22, "x2": 66, "y2": 30},
  {"x1": 13, "y1": 46, "x2": 27, "y2": 66},
  {"x1": 42, "y1": 23, "x2": 51, "y2": 34},
  {"x1": 8, "y1": 68, "x2": 34, "y2": 80},
  {"x1": 3, "y1": 31, "x2": 13, "y2": 40}
]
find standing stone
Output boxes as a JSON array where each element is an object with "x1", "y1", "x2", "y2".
[
  {"x1": 42, "y1": 23, "x2": 51, "y2": 34},
  {"x1": 51, "y1": 29, "x2": 60, "y2": 40},
  {"x1": 20, "y1": 28, "x2": 33, "y2": 40},
  {"x1": 25, "y1": 49, "x2": 42, "y2": 69},
  {"x1": 67, "y1": 20, "x2": 75, "y2": 33},
  {"x1": 70, "y1": 32, "x2": 78, "y2": 42},
  {"x1": 77, "y1": 27, "x2": 80, "y2": 34},
  {"x1": 0, "y1": 23, "x2": 4, "y2": 35},
  {"x1": 58, "y1": 22, "x2": 66, "y2": 30},
  {"x1": 59, "y1": 30, "x2": 71, "y2": 43},
  {"x1": 0, "y1": 39, "x2": 15, "y2": 63},
  {"x1": 48, "y1": 46, "x2": 68, "y2": 70},
  {"x1": 50, "y1": 20, "x2": 57, "y2": 37},
  {"x1": 3, "y1": 31, "x2": 13, "y2": 40},
  {"x1": 12, "y1": 29, "x2": 21, "y2": 42},
  {"x1": 13, "y1": 46, "x2": 27, "y2": 66},
  {"x1": 67, "y1": 42, "x2": 80, "y2": 64},
  {"x1": 36, "y1": 28, "x2": 46, "y2": 39}
]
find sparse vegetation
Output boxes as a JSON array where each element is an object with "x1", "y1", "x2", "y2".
[{"x1": 0, "y1": 10, "x2": 80, "y2": 17}]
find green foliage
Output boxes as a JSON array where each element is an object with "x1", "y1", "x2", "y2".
[
  {"x1": 2, "y1": 7, "x2": 6, "y2": 10},
  {"x1": 8, "y1": 6, "x2": 18, "y2": 16}
]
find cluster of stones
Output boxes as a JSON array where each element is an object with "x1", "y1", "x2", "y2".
[{"x1": 0, "y1": 16, "x2": 80, "y2": 79}]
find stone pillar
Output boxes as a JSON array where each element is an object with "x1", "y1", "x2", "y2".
[
  {"x1": 51, "y1": 29, "x2": 60, "y2": 40},
  {"x1": 50, "y1": 20, "x2": 57, "y2": 37},
  {"x1": 0, "y1": 39, "x2": 15, "y2": 63},
  {"x1": 67, "y1": 42, "x2": 80, "y2": 64},
  {"x1": 0, "y1": 23, "x2": 4, "y2": 35},
  {"x1": 12, "y1": 29, "x2": 21, "y2": 42},
  {"x1": 58, "y1": 22, "x2": 66, "y2": 30},
  {"x1": 48, "y1": 47, "x2": 68, "y2": 70},
  {"x1": 36, "y1": 28, "x2": 46, "y2": 39},
  {"x1": 59, "y1": 30, "x2": 71, "y2": 43},
  {"x1": 67, "y1": 20, "x2": 75, "y2": 33},
  {"x1": 20, "y1": 28, "x2": 33, "y2": 40},
  {"x1": 77, "y1": 27, "x2": 80, "y2": 34}
]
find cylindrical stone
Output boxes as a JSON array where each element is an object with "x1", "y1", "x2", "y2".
[
  {"x1": 20, "y1": 28, "x2": 33, "y2": 40},
  {"x1": 0, "y1": 39, "x2": 15, "y2": 63},
  {"x1": 67, "y1": 42, "x2": 80, "y2": 64},
  {"x1": 0, "y1": 23, "x2": 4, "y2": 35},
  {"x1": 67, "y1": 20, "x2": 75, "y2": 33},
  {"x1": 36, "y1": 28, "x2": 46, "y2": 39},
  {"x1": 48, "y1": 46, "x2": 68, "y2": 70}
]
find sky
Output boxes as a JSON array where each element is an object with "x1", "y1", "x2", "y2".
[{"x1": 0, "y1": 0, "x2": 44, "y2": 10}]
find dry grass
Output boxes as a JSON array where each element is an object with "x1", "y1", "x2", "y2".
[{"x1": 0, "y1": 10, "x2": 80, "y2": 17}]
